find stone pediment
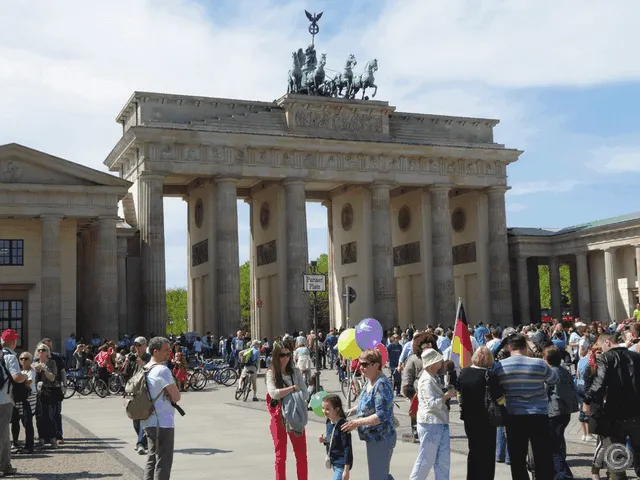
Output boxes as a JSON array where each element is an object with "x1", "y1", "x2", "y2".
[{"x1": 0, "y1": 143, "x2": 130, "y2": 188}]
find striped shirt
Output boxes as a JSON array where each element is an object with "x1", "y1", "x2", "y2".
[{"x1": 493, "y1": 354, "x2": 559, "y2": 415}]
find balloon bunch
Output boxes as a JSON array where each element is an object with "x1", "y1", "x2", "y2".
[{"x1": 336, "y1": 318, "x2": 388, "y2": 365}]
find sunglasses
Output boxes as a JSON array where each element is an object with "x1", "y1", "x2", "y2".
[
  {"x1": 279, "y1": 353, "x2": 291, "y2": 358},
  {"x1": 37, "y1": 349, "x2": 47, "y2": 353},
  {"x1": 19, "y1": 358, "x2": 29, "y2": 361},
  {"x1": 359, "y1": 361, "x2": 370, "y2": 368}
]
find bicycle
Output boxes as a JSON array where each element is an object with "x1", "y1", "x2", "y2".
[
  {"x1": 108, "y1": 370, "x2": 126, "y2": 395},
  {"x1": 187, "y1": 367, "x2": 207, "y2": 391},
  {"x1": 234, "y1": 368, "x2": 252, "y2": 402},
  {"x1": 341, "y1": 373, "x2": 366, "y2": 403},
  {"x1": 202, "y1": 360, "x2": 238, "y2": 387}
]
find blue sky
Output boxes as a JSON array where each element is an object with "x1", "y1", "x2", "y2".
[{"x1": 0, "y1": 0, "x2": 639, "y2": 288}]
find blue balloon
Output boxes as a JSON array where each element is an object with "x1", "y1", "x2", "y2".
[{"x1": 355, "y1": 318, "x2": 383, "y2": 350}]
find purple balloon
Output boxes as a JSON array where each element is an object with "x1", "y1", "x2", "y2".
[{"x1": 355, "y1": 318, "x2": 383, "y2": 350}]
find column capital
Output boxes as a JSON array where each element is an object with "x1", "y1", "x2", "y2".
[
  {"x1": 575, "y1": 250, "x2": 589, "y2": 258},
  {"x1": 244, "y1": 197, "x2": 253, "y2": 205},
  {"x1": 486, "y1": 186, "x2": 511, "y2": 195},
  {"x1": 517, "y1": 256, "x2": 528, "y2": 263},
  {"x1": 98, "y1": 216, "x2": 119, "y2": 225},
  {"x1": 321, "y1": 200, "x2": 332, "y2": 208},
  {"x1": 40, "y1": 214, "x2": 63, "y2": 222},
  {"x1": 428, "y1": 184, "x2": 452, "y2": 194},
  {"x1": 368, "y1": 182, "x2": 392, "y2": 192},
  {"x1": 281, "y1": 178, "x2": 306, "y2": 187},
  {"x1": 138, "y1": 171, "x2": 166, "y2": 181},
  {"x1": 214, "y1": 176, "x2": 240, "y2": 185},
  {"x1": 603, "y1": 246, "x2": 617, "y2": 253}
]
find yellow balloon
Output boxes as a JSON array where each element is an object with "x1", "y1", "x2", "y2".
[{"x1": 338, "y1": 328, "x2": 362, "y2": 359}]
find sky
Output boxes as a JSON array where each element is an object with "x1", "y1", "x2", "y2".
[{"x1": 1, "y1": 0, "x2": 639, "y2": 288}]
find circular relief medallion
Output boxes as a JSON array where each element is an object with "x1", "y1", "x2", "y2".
[
  {"x1": 451, "y1": 207, "x2": 466, "y2": 232},
  {"x1": 341, "y1": 203, "x2": 354, "y2": 231},
  {"x1": 194, "y1": 198, "x2": 203, "y2": 229},
  {"x1": 260, "y1": 201, "x2": 270, "y2": 230},
  {"x1": 398, "y1": 205, "x2": 411, "y2": 232}
]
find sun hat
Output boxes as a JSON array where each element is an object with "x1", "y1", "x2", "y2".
[{"x1": 421, "y1": 348, "x2": 443, "y2": 368}]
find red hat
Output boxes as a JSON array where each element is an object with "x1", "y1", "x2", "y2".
[{"x1": 1, "y1": 329, "x2": 19, "y2": 342}]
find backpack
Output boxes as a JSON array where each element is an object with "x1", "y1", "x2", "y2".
[
  {"x1": 240, "y1": 349, "x2": 253, "y2": 365},
  {"x1": 1, "y1": 350, "x2": 29, "y2": 403},
  {"x1": 124, "y1": 364, "x2": 163, "y2": 421}
]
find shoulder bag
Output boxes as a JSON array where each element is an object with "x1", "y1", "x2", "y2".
[
  {"x1": 325, "y1": 421, "x2": 337, "y2": 469},
  {"x1": 485, "y1": 369, "x2": 506, "y2": 427}
]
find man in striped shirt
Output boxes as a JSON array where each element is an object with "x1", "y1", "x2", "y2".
[{"x1": 493, "y1": 333, "x2": 559, "y2": 480}]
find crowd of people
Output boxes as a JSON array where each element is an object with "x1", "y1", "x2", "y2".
[{"x1": 1, "y1": 312, "x2": 639, "y2": 479}]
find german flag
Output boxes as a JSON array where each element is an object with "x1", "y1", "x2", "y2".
[{"x1": 452, "y1": 299, "x2": 473, "y2": 368}]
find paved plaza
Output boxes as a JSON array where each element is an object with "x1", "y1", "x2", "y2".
[{"x1": 4, "y1": 369, "x2": 625, "y2": 480}]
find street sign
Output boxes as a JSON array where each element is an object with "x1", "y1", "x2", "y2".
[
  {"x1": 257, "y1": 299, "x2": 264, "y2": 309},
  {"x1": 347, "y1": 286, "x2": 356, "y2": 304},
  {"x1": 303, "y1": 274, "x2": 326, "y2": 292}
]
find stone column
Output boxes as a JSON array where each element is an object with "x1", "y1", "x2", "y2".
[
  {"x1": 517, "y1": 257, "x2": 530, "y2": 324},
  {"x1": 117, "y1": 236, "x2": 128, "y2": 337},
  {"x1": 604, "y1": 248, "x2": 618, "y2": 322},
  {"x1": 569, "y1": 261, "x2": 579, "y2": 318},
  {"x1": 529, "y1": 259, "x2": 541, "y2": 323},
  {"x1": 549, "y1": 256, "x2": 562, "y2": 320},
  {"x1": 323, "y1": 201, "x2": 335, "y2": 330},
  {"x1": 89, "y1": 224, "x2": 100, "y2": 337},
  {"x1": 430, "y1": 186, "x2": 455, "y2": 325},
  {"x1": 370, "y1": 184, "x2": 396, "y2": 328},
  {"x1": 283, "y1": 180, "x2": 309, "y2": 332},
  {"x1": 138, "y1": 172, "x2": 167, "y2": 336},
  {"x1": 215, "y1": 178, "x2": 240, "y2": 336},
  {"x1": 98, "y1": 217, "x2": 118, "y2": 341},
  {"x1": 246, "y1": 198, "x2": 258, "y2": 341},
  {"x1": 575, "y1": 251, "x2": 592, "y2": 322},
  {"x1": 41, "y1": 215, "x2": 63, "y2": 348},
  {"x1": 183, "y1": 196, "x2": 193, "y2": 332},
  {"x1": 487, "y1": 187, "x2": 513, "y2": 324}
]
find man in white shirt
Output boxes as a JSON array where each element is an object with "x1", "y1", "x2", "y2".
[
  {"x1": 0, "y1": 329, "x2": 26, "y2": 476},
  {"x1": 142, "y1": 337, "x2": 181, "y2": 480}
]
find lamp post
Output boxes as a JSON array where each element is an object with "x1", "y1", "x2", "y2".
[{"x1": 303, "y1": 260, "x2": 325, "y2": 393}]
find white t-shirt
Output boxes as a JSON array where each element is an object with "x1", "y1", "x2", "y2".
[
  {"x1": 141, "y1": 364, "x2": 176, "y2": 429},
  {"x1": 569, "y1": 332, "x2": 581, "y2": 355}
]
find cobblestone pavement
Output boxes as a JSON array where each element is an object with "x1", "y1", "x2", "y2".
[{"x1": 10, "y1": 417, "x2": 141, "y2": 480}]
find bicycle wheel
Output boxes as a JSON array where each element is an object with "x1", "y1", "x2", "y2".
[
  {"x1": 63, "y1": 379, "x2": 76, "y2": 399},
  {"x1": 221, "y1": 368, "x2": 238, "y2": 387},
  {"x1": 108, "y1": 376, "x2": 122, "y2": 395},
  {"x1": 77, "y1": 378, "x2": 93, "y2": 396},
  {"x1": 234, "y1": 377, "x2": 246, "y2": 400},
  {"x1": 340, "y1": 378, "x2": 351, "y2": 400},
  {"x1": 243, "y1": 380, "x2": 250, "y2": 402},
  {"x1": 94, "y1": 379, "x2": 108, "y2": 398},
  {"x1": 189, "y1": 370, "x2": 207, "y2": 391}
]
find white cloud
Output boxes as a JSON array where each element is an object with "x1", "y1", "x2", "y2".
[
  {"x1": 506, "y1": 203, "x2": 527, "y2": 213},
  {"x1": 509, "y1": 180, "x2": 581, "y2": 196},
  {"x1": 362, "y1": 0, "x2": 640, "y2": 88},
  {"x1": 1, "y1": 0, "x2": 638, "y2": 287},
  {"x1": 589, "y1": 146, "x2": 640, "y2": 173}
]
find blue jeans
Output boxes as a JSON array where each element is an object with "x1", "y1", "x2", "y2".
[
  {"x1": 332, "y1": 465, "x2": 344, "y2": 480},
  {"x1": 366, "y1": 432, "x2": 396, "y2": 480},
  {"x1": 496, "y1": 426, "x2": 510, "y2": 463},
  {"x1": 549, "y1": 415, "x2": 573, "y2": 479},
  {"x1": 410, "y1": 423, "x2": 450, "y2": 480}
]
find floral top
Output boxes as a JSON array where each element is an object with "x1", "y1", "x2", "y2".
[{"x1": 356, "y1": 374, "x2": 395, "y2": 442}]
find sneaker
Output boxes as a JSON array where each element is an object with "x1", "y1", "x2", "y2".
[
  {"x1": 581, "y1": 434, "x2": 587, "y2": 441},
  {"x1": 15, "y1": 448, "x2": 33, "y2": 455},
  {"x1": 136, "y1": 445, "x2": 147, "y2": 455},
  {"x1": 57, "y1": 439, "x2": 64, "y2": 445},
  {"x1": 252, "y1": 397, "x2": 259, "y2": 402}
]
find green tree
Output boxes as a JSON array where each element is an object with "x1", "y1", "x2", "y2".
[
  {"x1": 239, "y1": 260, "x2": 251, "y2": 332},
  {"x1": 538, "y1": 264, "x2": 571, "y2": 310},
  {"x1": 166, "y1": 287, "x2": 188, "y2": 335},
  {"x1": 309, "y1": 254, "x2": 330, "y2": 332}
]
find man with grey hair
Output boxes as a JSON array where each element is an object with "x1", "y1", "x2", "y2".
[
  {"x1": 142, "y1": 337, "x2": 180, "y2": 480},
  {"x1": 123, "y1": 336, "x2": 151, "y2": 455}
]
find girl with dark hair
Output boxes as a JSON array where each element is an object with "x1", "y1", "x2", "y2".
[
  {"x1": 319, "y1": 394, "x2": 353, "y2": 480},
  {"x1": 266, "y1": 339, "x2": 309, "y2": 480}
]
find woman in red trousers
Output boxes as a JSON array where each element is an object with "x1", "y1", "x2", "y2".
[{"x1": 266, "y1": 338, "x2": 310, "y2": 480}]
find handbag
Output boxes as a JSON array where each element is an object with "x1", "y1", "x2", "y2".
[
  {"x1": 325, "y1": 421, "x2": 337, "y2": 469},
  {"x1": 39, "y1": 382, "x2": 63, "y2": 404},
  {"x1": 484, "y1": 370, "x2": 506, "y2": 427}
]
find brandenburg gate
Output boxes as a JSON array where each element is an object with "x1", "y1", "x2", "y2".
[{"x1": 103, "y1": 37, "x2": 521, "y2": 340}]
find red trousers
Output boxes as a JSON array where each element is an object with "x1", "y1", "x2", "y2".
[{"x1": 269, "y1": 413, "x2": 308, "y2": 480}]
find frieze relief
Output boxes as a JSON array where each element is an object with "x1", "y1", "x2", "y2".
[
  {"x1": 294, "y1": 110, "x2": 382, "y2": 134},
  {"x1": 146, "y1": 142, "x2": 506, "y2": 179}
]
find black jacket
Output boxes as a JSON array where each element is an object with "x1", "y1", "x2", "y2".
[
  {"x1": 584, "y1": 347, "x2": 640, "y2": 422},
  {"x1": 458, "y1": 367, "x2": 503, "y2": 422}
]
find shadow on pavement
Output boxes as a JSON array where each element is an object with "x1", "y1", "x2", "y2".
[
  {"x1": 175, "y1": 448, "x2": 232, "y2": 455},
  {"x1": 18, "y1": 473, "x2": 126, "y2": 479}
]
